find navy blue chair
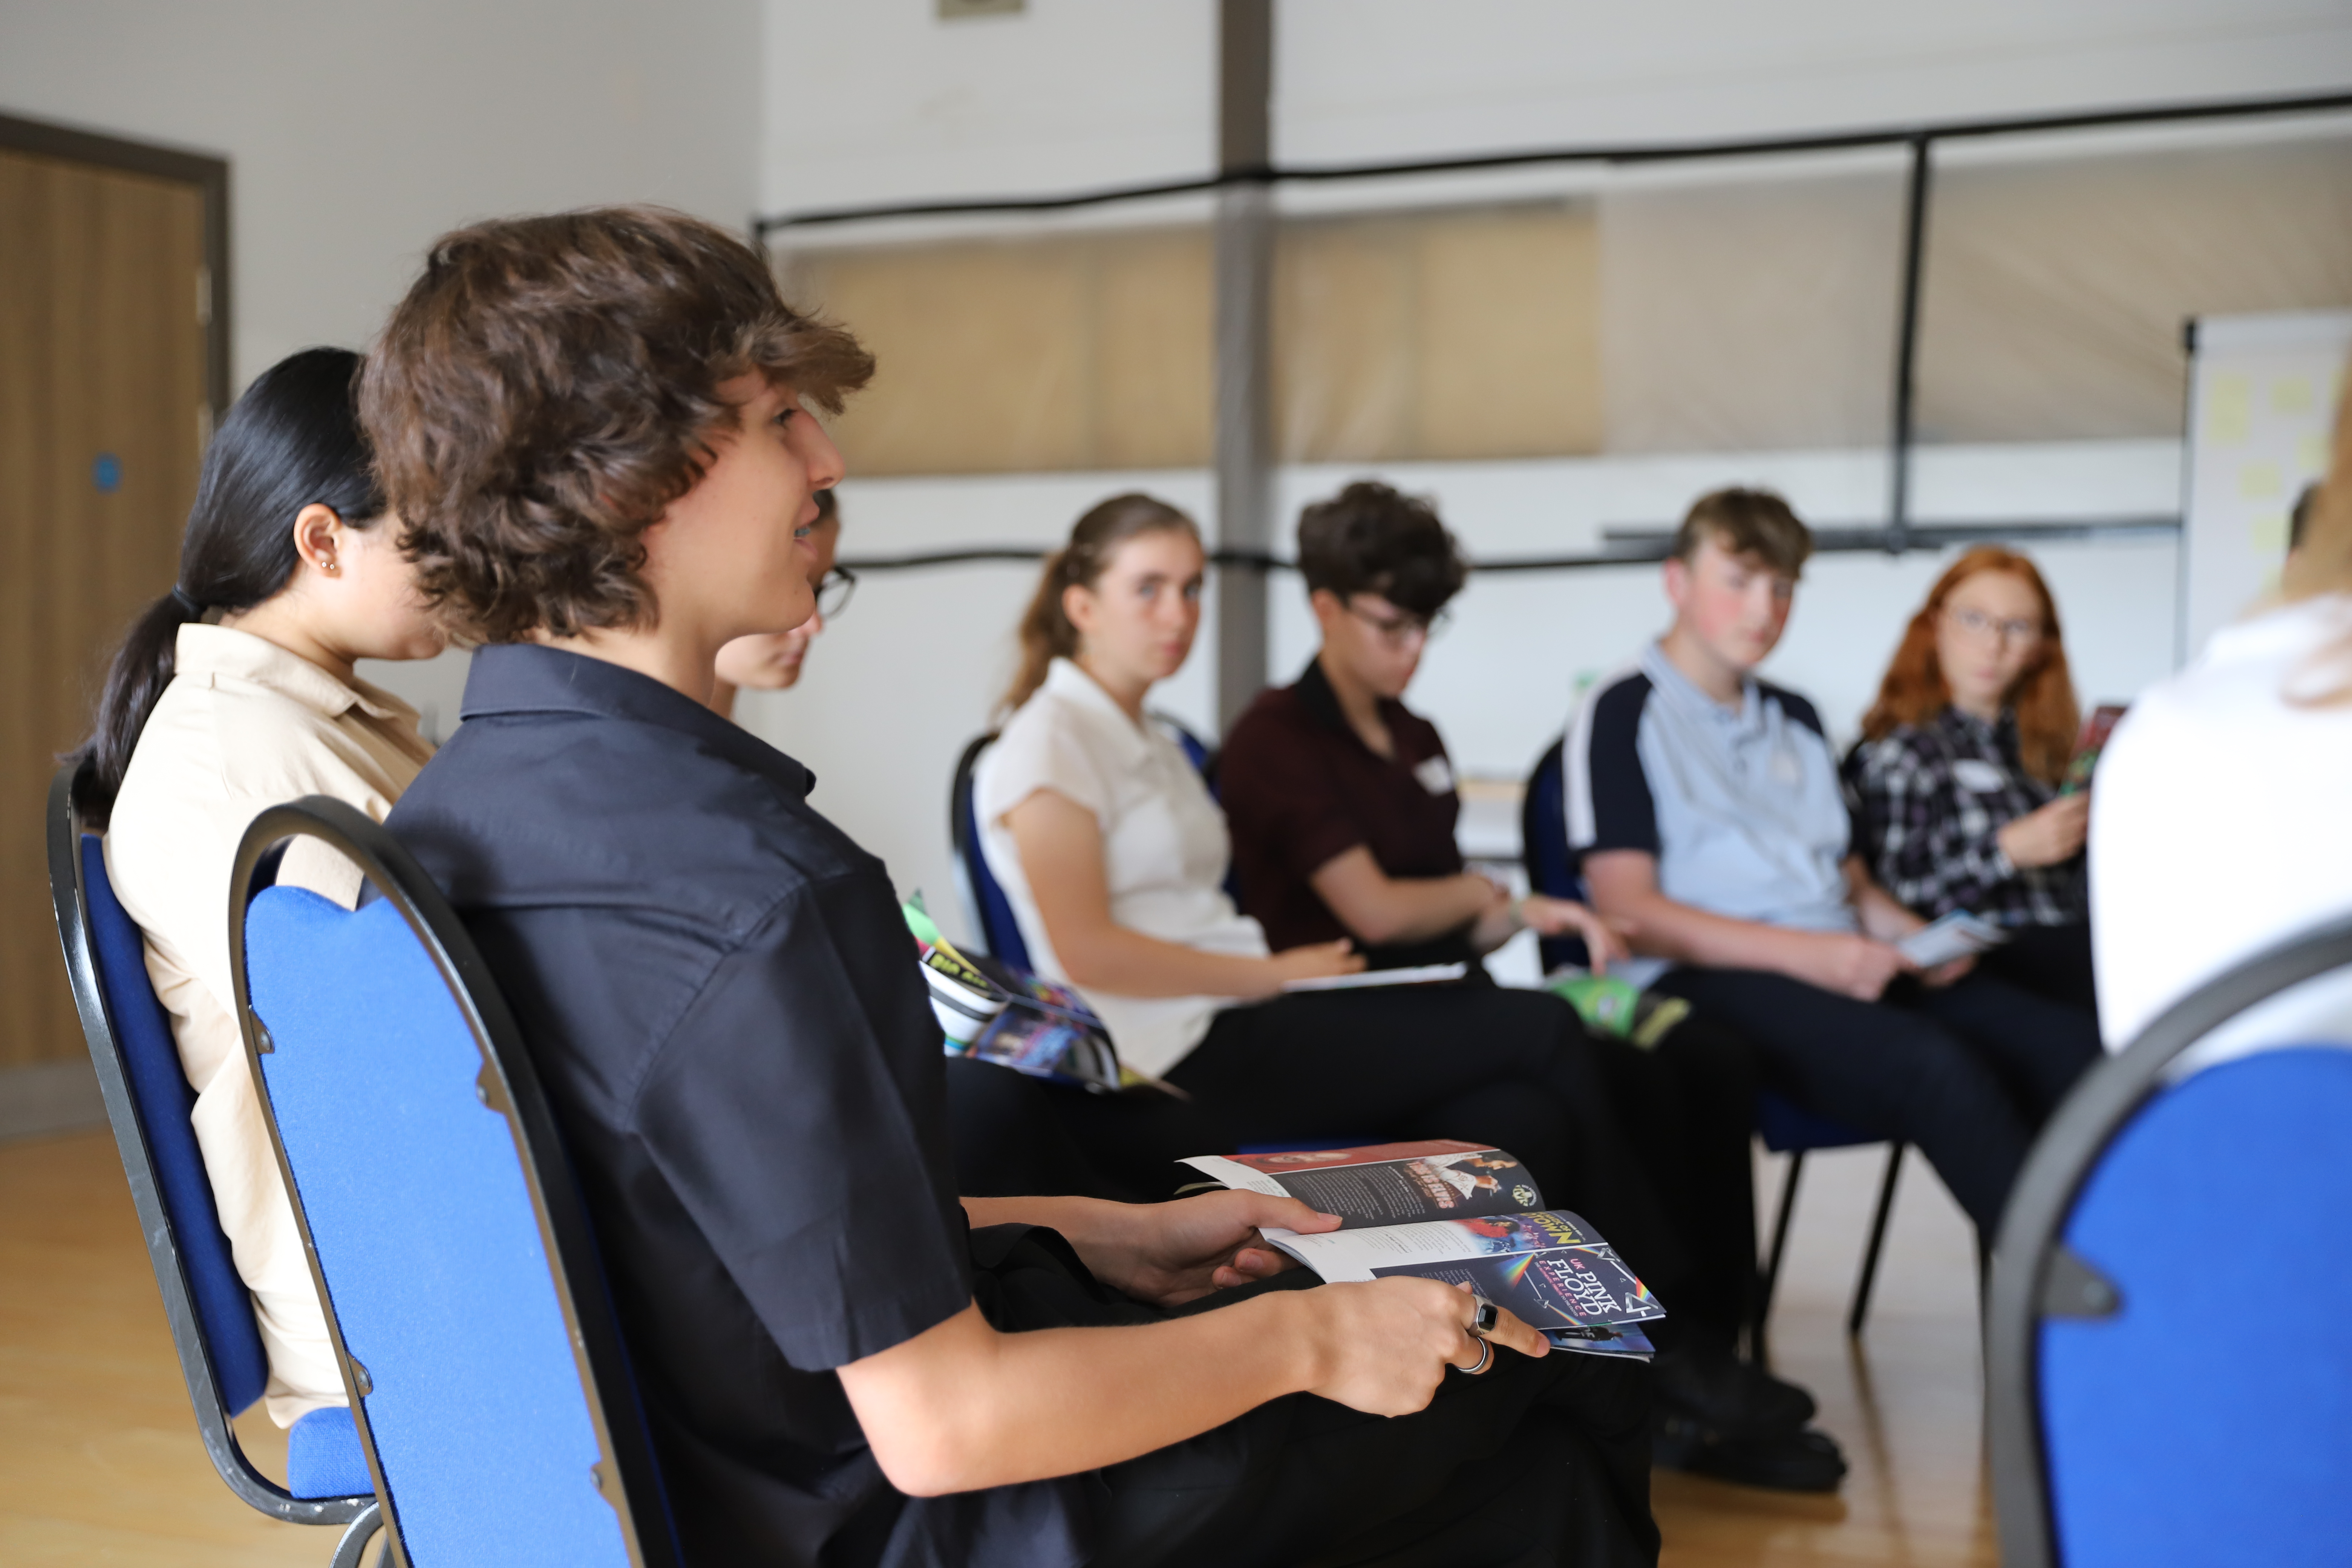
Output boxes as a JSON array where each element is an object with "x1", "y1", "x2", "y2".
[
  {"x1": 1520, "y1": 735, "x2": 1908, "y2": 1349},
  {"x1": 230, "y1": 797, "x2": 679, "y2": 1568},
  {"x1": 1989, "y1": 911, "x2": 2352, "y2": 1568},
  {"x1": 44, "y1": 763, "x2": 382, "y2": 1567}
]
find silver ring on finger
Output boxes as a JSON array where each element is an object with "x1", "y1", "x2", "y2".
[{"x1": 1453, "y1": 1336, "x2": 1492, "y2": 1376}]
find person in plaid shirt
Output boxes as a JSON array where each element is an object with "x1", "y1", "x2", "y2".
[{"x1": 1845, "y1": 548, "x2": 2096, "y2": 1017}]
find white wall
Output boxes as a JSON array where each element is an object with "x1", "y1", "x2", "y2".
[
  {"x1": 2, "y1": 0, "x2": 766, "y2": 732},
  {"x1": 1, "y1": 0, "x2": 763, "y2": 387},
  {"x1": 763, "y1": 0, "x2": 2352, "y2": 214},
  {"x1": 746, "y1": 0, "x2": 2342, "y2": 942}
]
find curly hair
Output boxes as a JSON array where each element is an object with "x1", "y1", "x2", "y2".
[
  {"x1": 360, "y1": 206, "x2": 874, "y2": 643},
  {"x1": 1295, "y1": 480, "x2": 1469, "y2": 618},
  {"x1": 1860, "y1": 547, "x2": 2081, "y2": 782}
]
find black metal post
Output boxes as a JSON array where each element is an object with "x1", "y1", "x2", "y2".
[{"x1": 1886, "y1": 134, "x2": 1934, "y2": 556}]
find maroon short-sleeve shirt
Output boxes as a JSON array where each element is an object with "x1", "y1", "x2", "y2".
[{"x1": 1218, "y1": 657, "x2": 1473, "y2": 965}]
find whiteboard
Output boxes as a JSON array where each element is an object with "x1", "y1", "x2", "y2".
[{"x1": 2182, "y1": 311, "x2": 2352, "y2": 661}]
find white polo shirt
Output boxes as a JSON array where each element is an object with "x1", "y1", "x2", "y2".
[
  {"x1": 106, "y1": 624, "x2": 433, "y2": 1425},
  {"x1": 2092, "y1": 593, "x2": 2352, "y2": 1050},
  {"x1": 974, "y1": 657, "x2": 1268, "y2": 1076}
]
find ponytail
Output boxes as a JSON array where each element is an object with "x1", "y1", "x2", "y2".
[
  {"x1": 1001, "y1": 493, "x2": 1197, "y2": 714},
  {"x1": 71, "y1": 346, "x2": 386, "y2": 820}
]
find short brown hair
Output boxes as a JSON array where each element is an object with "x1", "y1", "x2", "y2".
[
  {"x1": 1669, "y1": 487, "x2": 1813, "y2": 578},
  {"x1": 1296, "y1": 480, "x2": 1468, "y2": 617},
  {"x1": 361, "y1": 206, "x2": 873, "y2": 643}
]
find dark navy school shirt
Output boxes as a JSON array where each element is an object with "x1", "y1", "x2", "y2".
[{"x1": 387, "y1": 645, "x2": 1087, "y2": 1568}]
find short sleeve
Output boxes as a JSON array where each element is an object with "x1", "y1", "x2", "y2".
[
  {"x1": 1566, "y1": 676, "x2": 1659, "y2": 856},
  {"x1": 1219, "y1": 707, "x2": 1366, "y2": 882},
  {"x1": 979, "y1": 698, "x2": 1113, "y2": 827},
  {"x1": 634, "y1": 874, "x2": 972, "y2": 1372}
]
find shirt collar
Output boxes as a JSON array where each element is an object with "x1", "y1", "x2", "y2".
[
  {"x1": 1042, "y1": 657, "x2": 1152, "y2": 753},
  {"x1": 174, "y1": 622, "x2": 418, "y2": 724},
  {"x1": 1293, "y1": 654, "x2": 1413, "y2": 748},
  {"x1": 1640, "y1": 640, "x2": 1761, "y2": 733},
  {"x1": 459, "y1": 643, "x2": 815, "y2": 799}
]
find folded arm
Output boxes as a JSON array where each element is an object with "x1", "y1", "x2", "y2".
[{"x1": 1583, "y1": 849, "x2": 1914, "y2": 1001}]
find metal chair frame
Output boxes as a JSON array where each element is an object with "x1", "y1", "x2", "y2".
[
  {"x1": 1986, "y1": 909, "x2": 2352, "y2": 1568},
  {"x1": 228, "y1": 795, "x2": 680, "y2": 1568},
  {"x1": 44, "y1": 762, "x2": 383, "y2": 1568}
]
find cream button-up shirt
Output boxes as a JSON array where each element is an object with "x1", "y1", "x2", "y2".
[{"x1": 106, "y1": 625, "x2": 434, "y2": 1426}]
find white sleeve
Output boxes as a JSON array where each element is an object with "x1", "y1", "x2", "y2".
[{"x1": 977, "y1": 698, "x2": 1113, "y2": 827}]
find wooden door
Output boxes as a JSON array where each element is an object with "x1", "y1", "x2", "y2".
[{"x1": 0, "y1": 148, "x2": 208, "y2": 1070}]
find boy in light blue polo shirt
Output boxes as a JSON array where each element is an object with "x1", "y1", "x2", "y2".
[{"x1": 1564, "y1": 488, "x2": 2100, "y2": 1238}]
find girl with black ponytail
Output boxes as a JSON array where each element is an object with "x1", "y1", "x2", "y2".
[{"x1": 88, "y1": 346, "x2": 443, "y2": 1432}]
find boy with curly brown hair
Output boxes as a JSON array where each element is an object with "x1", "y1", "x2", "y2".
[{"x1": 366, "y1": 207, "x2": 1657, "y2": 1568}]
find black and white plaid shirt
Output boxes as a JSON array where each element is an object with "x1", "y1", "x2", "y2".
[{"x1": 1842, "y1": 705, "x2": 2087, "y2": 928}]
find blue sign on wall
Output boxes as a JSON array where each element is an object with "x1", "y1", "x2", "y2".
[{"x1": 92, "y1": 453, "x2": 123, "y2": 493}]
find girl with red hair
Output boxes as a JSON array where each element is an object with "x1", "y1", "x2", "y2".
[{"x1": 1843, "y1": 548, "x2": 2098, "y2": 1016}]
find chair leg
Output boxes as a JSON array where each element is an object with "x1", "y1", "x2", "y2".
[
  {"x1": 1752, "y1": 1149, "x2": 1806, "y2": 1366},
  {"x1": 1847, "y1": 1142, "x2": 1907, "y2": 1337},
  {"x1": 329, "y1": 1500, "x2": 383, "y2": 1568}
]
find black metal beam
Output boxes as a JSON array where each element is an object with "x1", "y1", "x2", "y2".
[
  {"x1": 1887, "y1": 136, "x2": 1934, "y2": 554},
  {"x1": 754, "y1": 87, "x2": 2352, "y2": 235},
  {"x1": 837, "y1": 514, "x2": 2181, "y2": 576}
]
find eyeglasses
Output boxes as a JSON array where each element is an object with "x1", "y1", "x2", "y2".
[
  {"x1": 816, "y1": 565, "x2": 857, "y2": 620},
  {"x1": 1346, "y1": 599, "x2": 1450, "y2": 648},
  {"x1": 1943, "y1": 606, "x2": 2043, "y2": 644}
]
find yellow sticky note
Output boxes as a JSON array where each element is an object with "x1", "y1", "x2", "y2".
[
  {"x1": 2299, "y1": 433, "x2": 2328, "y2": 476},
  {"x1": 2240, "y1": 461, "x2": 2282, "y2": 499},
  {"x1": 2208, "y1": 374, "x2": 2251, "y2": 445},
  {"x1": 2272, "y1": 377, "x2": 2315, "y2": 415},
  {"x1": 2249, "y1": 512, "x2": 2290, "y2": 554}
]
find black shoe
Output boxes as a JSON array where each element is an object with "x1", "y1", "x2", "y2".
[
  {"x1": 1654, "y1": 1415, "x2": 1848, "y2": 1493},
  {"x1": 1652, "y1": 1342, "x2": 1817, "y2": 1440}
]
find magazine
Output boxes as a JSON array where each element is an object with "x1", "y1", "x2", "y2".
[
  {"x1": 903, "y1": 899, "x2": 1134, "y2": 1094},
  {"x1": 2058, "y1": 703, "x2": 2127, "y2": 795},
  {"x1": 1282, "y1": 962, "x2": 1468, "y2": 994},
  {"x1": 1897, "y1": 909, "x2": 2010, "y2": 969},
  {"x1": 1180, "y1": 1141, "x2": 1663, "y2": 1359}
]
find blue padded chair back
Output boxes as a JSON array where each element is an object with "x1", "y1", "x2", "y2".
[
  {"x1": 1518, "y1": 737, "x2": 1591, "y2": 972},
  {"x1": 950, "y1": 732, "x2": 1034, "y2": 967},
  {"x1": 42, "y1": 764, "x2": 370, "y2": 1526},
  {"x1": 1989, "y1": 912, "x2": 2352, "y2": 1568},
  {"x1": 231, "y1": 797, "x2": 677, "y2": 1568}
]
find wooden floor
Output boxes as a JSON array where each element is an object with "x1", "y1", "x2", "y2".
[{"x1": 0, "y1": 1129, "x2": 1997, "y2": 1566}]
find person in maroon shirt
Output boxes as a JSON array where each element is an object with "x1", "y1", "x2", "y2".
[{"x1": 1220, "y1": 481, "x2": 1844, "y2": 1493}]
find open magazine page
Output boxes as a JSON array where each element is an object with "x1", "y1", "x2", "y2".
[
  {"x1": 1180, "y1": 1141, "x2": 1544, "y2": 1228},
  {"x1": 1268, "y1": 1211, "x2": 1664, "y2": 1361}
]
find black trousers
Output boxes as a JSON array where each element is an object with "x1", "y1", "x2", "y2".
[
  {"x1": 950, "y1": 1223, "x2": 1660, "y2": 1568},
  {"x1": 1649, "y1": 966, "x2": 2103, "y2": 1233},
  {"x1": 1162, "y1": 985, "x2": 1762, "y2": 1351},
  {"x1": 1979, "y1": 921, "x2": 2100, "y2": 1023},
  {"x1": 943, "y1": 1056, "x2": 1234, "y2": 1204}
]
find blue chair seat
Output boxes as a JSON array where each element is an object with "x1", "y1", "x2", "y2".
[{"x1": 289, "y1": 1407, "x2": 374, "y2": 1501}]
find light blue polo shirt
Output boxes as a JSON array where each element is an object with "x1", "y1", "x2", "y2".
[{"x1": 1563, "y1": 642, "x2": 1856, "y2": 982}]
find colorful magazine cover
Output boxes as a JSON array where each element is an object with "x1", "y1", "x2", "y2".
[
  {"x1": 2059, "y1": 703, "x2": 2127, "y2": 795},
  {"x1": 1181, "y1": 1141, "x2": 1544, "y2": 1227},
  {"x1": 1182, "y1": 1142, "x2": 1664, "y2": 1361},
  {"x1": 903, "y1": 898, "x2": 1131, "y2": 1093}
]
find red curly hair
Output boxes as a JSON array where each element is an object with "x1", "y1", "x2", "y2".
[{"x1": 1860, "y1": 547, "x2": 2081, "y2": 784}]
